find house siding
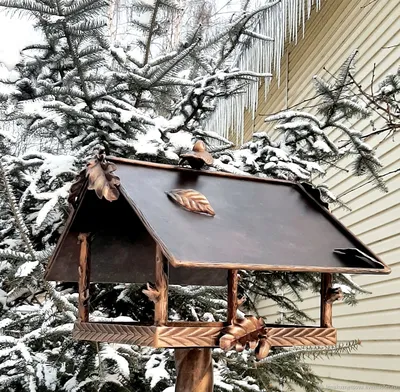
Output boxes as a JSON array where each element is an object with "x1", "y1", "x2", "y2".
[{"x1": 251, "y1": 0, "x2": 400, "y2": 390}]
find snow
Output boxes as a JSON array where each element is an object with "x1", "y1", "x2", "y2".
[
  {"x1": 145, "y1": 354, "x2": 170, "y2": 389},
  {"x1": 111, "y1": 46, "x2": 127, "y2": 63},
  {"x1": 36, "y1": 363, "x2": 57, "y2": 391},
  {"x1": 46, "y1": 15, "x2": 65, "y2": 24},
  {"x1": 313, "y1": 140, "x2": 332, "y2": 153},
  {"x1": 36, "y1": 196, "x2": 61, "y2": 227},
  {"x1": 99, "y1": 345, "x2": 130, "y2": 379},
  {"x1": 168, "y1": 131, "x2": 193, "y2": 149},
  {"x1": 14, "y1": 304, "x2": 41, "y2": 313},
  {"x1": 15, "y1": 261, "x2": 39, "y2": 277},
  {"x1": 333, "y1": 283, "x2": 353, "y2": 295},
  {"x1": 40, "y1": 155, "x2": 76, "y2": 179},
  {"x1": 154, "y1": 115, "x2": 185, "y2": 131}
]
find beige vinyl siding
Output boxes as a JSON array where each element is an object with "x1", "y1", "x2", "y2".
[{"x1": 250, "y1": 0, "x2": 400, "y2": 390}]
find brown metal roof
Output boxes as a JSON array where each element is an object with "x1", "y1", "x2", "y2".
[{"x1": 45, "y1": 157, "x2": 390, "y2": 283}]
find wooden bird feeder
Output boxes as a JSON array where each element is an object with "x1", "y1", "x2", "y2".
[{"x1": 45, "y1": 151, "x2": 390, "y2": 392}]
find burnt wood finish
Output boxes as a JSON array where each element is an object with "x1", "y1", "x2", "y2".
[
  {"x1": 155, "y1": 245, "x2": 169, "y2": 326},
  {"x1": 73, "y1": 322, "x2": 156, "y2": 346},
  {"x1": 109, "y1": 158, "x2": 389, "y2": 274},
  {"x1": 78, "y1": 233, "x2": 91, "y2": 322},
  {"x1": 72, "y1": 322, "x2": 336, "y2": 349},
  {"x1": 227, "y1": 270, "x2": 239, "y2": 323},
  {"x1": 175, "y1": 348, "x2": 213, "y2": 392},
  {"x1": 321, "y1": 273, "x2": 333, "y2": 328}
]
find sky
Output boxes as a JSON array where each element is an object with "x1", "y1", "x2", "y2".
[{"x1": 0, "y1": 10, "x2": 41, "y2": 71}]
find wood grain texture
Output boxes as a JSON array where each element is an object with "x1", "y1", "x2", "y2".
[
  {"x1": 155, "y1": 245, "x2": 169, "y2": 326},
  {"x1": 156, "y1": 326, "x2": 221, "y2": 348},
  {"x1": 266, "y1": 327, "x2": 337, "y2": 347},
  {"x1": 73, "y1": 321, "x2": 336, "y2": 351},
  {"x1": 227, "y1": 270, "x2": 239, "y2": 323},
  {"x1": 72, "y1": 322, "x2": 156, "y2": 346},
  {"x1": 78, "y1": 233, "x2": 91, "y2": 322},
  {"x1": 174, "y1": 348, "x2": 213, "y2": 392},
  {"x1": 321, "y1": 273, "x2": 333, "y2": 328}
]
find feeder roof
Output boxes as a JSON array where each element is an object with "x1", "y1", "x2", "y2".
[{"x1": 45, "y1": 157, "x2": 390, "y2": 283}]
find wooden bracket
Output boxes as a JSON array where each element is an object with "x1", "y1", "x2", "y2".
[
  {"x1": 78, "y1": 233, "x2": 91, "y2": 322},
  {"x1": 154, "y1": 244, "x2": 169, "y2": 326},
  {"x1": 320, "y1": 273, "x2": 333, "y2": 328},
  {"x1": 227, "y1": 270, "x2": 239, "y2": 323}
]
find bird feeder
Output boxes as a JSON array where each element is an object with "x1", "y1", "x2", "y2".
[{"x1": 45, "y1": 148, "x2": 390, "y2": 392}]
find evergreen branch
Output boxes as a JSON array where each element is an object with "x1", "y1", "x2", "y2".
[{"x1": 257, "y1": 340, "x2": 361, "y2": 365}]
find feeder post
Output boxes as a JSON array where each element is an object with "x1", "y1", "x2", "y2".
[
  {"x1": 175, "y1": 348, "x2": 213, "y2": 392},
  {"x1": 155, "y1": 244, "x2": 169, "y2": 326},
  {"x1": 78, "y1": 233, "x2": 91, "y2": 322},
  {"x1": 320, "y1": 273, "x2": 333, "y2": 328}
]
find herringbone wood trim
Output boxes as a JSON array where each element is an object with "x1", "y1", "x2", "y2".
[
  {"x1": 73, "y1": 322, "x2": 156, "y2": 346},
  {"x1": 266, "y1": 327, "x2": 337, "y2": 346},
  {"x1": 156, "y1": 326, "x2": 222, "y2": 348},
  {"x1": 73, "y1": 322, "x2": 336, "y2": 350}
]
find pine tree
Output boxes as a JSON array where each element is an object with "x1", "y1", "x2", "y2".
[{"x1": 0, "y1": 1, "x2": 392, "y2": 391}]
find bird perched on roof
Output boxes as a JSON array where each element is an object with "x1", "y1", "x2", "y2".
[{"x1": 179, "y1": 140, "x2": 214, "y2": 170}]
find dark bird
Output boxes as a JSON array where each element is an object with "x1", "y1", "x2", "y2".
[{"x1": 179, "y1": 140, "x2": 214, "y2": 170}]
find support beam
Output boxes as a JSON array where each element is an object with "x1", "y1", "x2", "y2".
[
  {"x1": 78, "y1": 233, "x2": 91, "y2": 322},
  {"x1": 175, "y1": 348, "x2": 213, "y2": 392},
  {"x1": 227, "y1": 270, "x2": 239, "y2": 323},
  {"x1": 155, "y1": 244, "x2": 169, "y2": 326},
  {"x1": 320, "y1": 273, "x2": 333, "y2": 328}
]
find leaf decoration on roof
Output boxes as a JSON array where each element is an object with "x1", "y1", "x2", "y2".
[
  {"x1": 219, "y1": 316, "x2": 270, "y2": 360},
  {"x1": 87, "y1": 154, "x2": 120, "y2": 201},
  {"x1": 67, "y1": 151, "x2": 120, "y2": 205},
  {"x1": 166, "y1": 189, "x2": 215, "y2": 216}
]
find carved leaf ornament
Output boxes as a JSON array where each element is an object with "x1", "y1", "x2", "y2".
[
  {"x1": 68, "y1": 152, "x2": 120, "y2": 205},
  {"x1": 219, "y1": 316, "x2": 271, "y2": 360},
  {"x1": 166, "y1": 189, "x2": 215, "y2": 216},
  {"x1": 87, "y1": 154, "x2": 120, "y2": 201}
]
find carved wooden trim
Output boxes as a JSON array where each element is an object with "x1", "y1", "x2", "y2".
[
  {"x1": 266, "y1": 327, "x2": 337, "y2": 347},
  {"x1": 155, "y1": 245, "x2": 169, "y2": 326},
  {"x1": 73, "y1": 322, "x2": 156, "y2": 346},
  {"x1": 73, "y1": 322, "x2": 336, "y2": 351},
  {"x1": 78, "y1": 233, "x2": 91, "y2": 322},
  {"x1": 156, "y1": 326, "x2": 221, "y2": 348},
  {"x1": 175, "y1": 348, "x2": 213, "y2": 392},
  {"x1": 321, "y1": 273, "x2": 333, "y2": 328},
  {"x1": 227, "y1": 270, "x2": 238, "y2": 323}
]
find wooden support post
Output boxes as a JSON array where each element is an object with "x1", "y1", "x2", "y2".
[
  {"x1": 78, "y1": 233, "x2": 91, "y2": 323},
  {"x1": 175, "y1": 348, "x2": 213, "y2": 392},
  {"x1": 320, "y1": 273, "x2": 333, "y2": 328},
  {"x1": 155, "y1": 244, "x2": 169, "y2": 326},
  {"x1": 227, "y1": 270, "x2": 239, "y2": 323}
]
